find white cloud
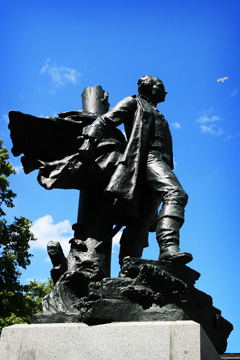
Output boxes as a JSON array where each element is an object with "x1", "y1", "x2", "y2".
[
  {"x1": 172, "y1": 122, "x2": 181, "y2": 130},
  {"x1": 225, "y1": 133, "x2": 240, "y2": 141},
  {"x1": 2, "y1": 114, "x2": 9, "y2": 123},
  {"x1": 13, "y1": 164, "x2": 23, "y2": 174},
  {"x1": 30, "y1": 215, "x2": 123, "y2": 257},
  {"x1": 31, "y1": 215, "x2": 122, "y2": 262},
  {"x1": 199, "y1": 124, "x2": 223, "y2": 136},
  {"x1": 30, "y1": 215, "x2": 73, "y2": 256},
  {"x1": 197, "y1": 110, "x2": 223, "y2": 136},
  {"x1": 40, "y1": 59, "x2": 81, "y2": 90},
  {"x1": 197, "y1": 115, "x2": 221, "y2": 124},
  {"x1": 230, "y1": 88, "x2": 239, "y2": 97}
]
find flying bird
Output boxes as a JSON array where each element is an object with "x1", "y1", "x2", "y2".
[{"x1": 217, "y1": 77, "x2": 229, "y2": 83}]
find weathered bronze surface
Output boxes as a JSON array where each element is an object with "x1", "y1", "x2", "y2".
[{"x1": 8, "y1": 78, "x2": 233, "y2": 354}]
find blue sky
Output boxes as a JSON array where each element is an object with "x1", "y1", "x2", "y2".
[{"x1": 1, "y1": 0, "x2": 240, "y2": 353}]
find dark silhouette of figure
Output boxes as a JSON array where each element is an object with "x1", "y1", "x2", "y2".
[
  {"x1": 8, "y1": 76, "x2": 192, "y2": 272},
  {"x1": 8, "y1": 81, "x2": 234, "y2": 354},
  {"x1": 82, "y1": 75, "x2": 192, "y2": 265}
]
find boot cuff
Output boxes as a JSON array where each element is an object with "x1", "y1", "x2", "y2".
[{"x1": 159, "y1": 204, "x2": 185, "y2": 220}]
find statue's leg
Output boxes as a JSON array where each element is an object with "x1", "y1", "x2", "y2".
[
  {"x1": 119, "y1": 225, "x2": 148, "y2": 266},
  {"x1": 119, "y1": 186, "x2": 161, "y2": 266},
  {"x1": 146, "y1": 151, "x2": 192, "y2": 264}
]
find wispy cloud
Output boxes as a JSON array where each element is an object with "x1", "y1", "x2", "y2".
[
  {"x1": 2, "y1": 114, "x2": 9, "y2": 123},
  {"x1": 197, "y1": 114, "x2": 221, "y2": 124},
  {"x1": 13, "y1": 164, "x2": 23, "y2": 174},
  {"x1": 172, "y1": 122, "x2": 182, "y2": 130},
  {"x1": 40, "y1": 59, "x2": 81, "y2": 92},
  {"x1": 0, "y1": 114, "x2": 9, "y2": 137},
  {"x1": 199, "y1": 124, "x2": 223, "y2": 136},
  {"x1": 197, "y1": 110, "x2": 223, "y2": 136},
  {"x1": 30, "y1": 215, "x2": 73, "y2": 256},
  {"x1": 225, "y1": 132, "x2": 240, "y2": 141},
  {"x1": 230, "y1": 88, "x2": 239, "y2": 97}
]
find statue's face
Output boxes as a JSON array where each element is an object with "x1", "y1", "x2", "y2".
[{"x1": 151, "y1": 79, "x2": 167, "y2": 104}]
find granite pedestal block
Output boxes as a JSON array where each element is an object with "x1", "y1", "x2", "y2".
[{"x1": 0, "y1": 320, "x2": 221, "y2": 360}]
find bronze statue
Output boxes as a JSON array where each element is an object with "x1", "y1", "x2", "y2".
[
  {"x1": 80, "y1": 75, "x2": 192, "y2": 265},
  {"x1": 8, "y1": 78, "x2": 233, "y2": 354},
  {"x1": 9, "y1": 76, "x2": 192, "y2": 270}
]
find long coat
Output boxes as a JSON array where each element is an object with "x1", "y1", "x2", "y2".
[
  {"x1": 88, "y1": 95, "x2": 174, "y2": 208},
  {"x1": 8, "y1": 96, "x2": 173, "y2": 220}
]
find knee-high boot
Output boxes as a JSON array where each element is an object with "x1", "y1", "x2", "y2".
[{"x1": 156, "y1": 216, "x2": 192, "y2": 264}]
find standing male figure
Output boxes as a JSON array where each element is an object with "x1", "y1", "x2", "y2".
[{"x1": 82, "y1": 75, "x2": 192, "y2": 265}]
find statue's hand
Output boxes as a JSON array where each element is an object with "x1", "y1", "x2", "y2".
[{"x1": 78, "y1": 138, "x2": 96, "y2": 162}]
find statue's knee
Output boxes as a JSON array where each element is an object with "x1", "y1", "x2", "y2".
[
  {"x1": 169, "y1": 187, "x2": 188, "y2": 208},
  {"x1": 180, "y1": 190, "x2": 188, "y2": 207}
]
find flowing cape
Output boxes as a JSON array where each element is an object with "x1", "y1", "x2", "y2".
[{"x1": 8, "y1": 110, "x2": 126, "y2": 191}]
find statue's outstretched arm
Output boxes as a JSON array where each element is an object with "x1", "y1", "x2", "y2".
[{"x1": 87, "y1": 96, "x2": 137, "y2": 141}]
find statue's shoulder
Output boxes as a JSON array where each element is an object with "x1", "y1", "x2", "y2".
[
  {"x1": 121, "y1": 95, "x2": 138, "y2": 104},
  {"x1": 112, "y1": 95, "x2": 137, "y2": 112}
]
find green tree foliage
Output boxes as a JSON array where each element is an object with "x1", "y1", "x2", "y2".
[
  {"x1": 0, "y1": 139, "x2": 53, "y2": 332},
  {"x1": 0, "y1": 278, "x2": 53, "y2": 331}
]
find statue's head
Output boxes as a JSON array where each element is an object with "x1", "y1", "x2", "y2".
[{"x1": 137, "y1": 75, "x2": 167, "y2": 105}]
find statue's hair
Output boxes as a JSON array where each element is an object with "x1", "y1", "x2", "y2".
[{"x1": 137, "y1": 75, "x2": 162, "y2": 94}]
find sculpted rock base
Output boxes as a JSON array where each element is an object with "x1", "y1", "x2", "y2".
[{"x1": 32, "y1": 257, "x2": 232, "y2": 354}]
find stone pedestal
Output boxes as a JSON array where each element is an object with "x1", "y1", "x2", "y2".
[
  {"x1": 31, "y1": 258, "x2": 232, "y2": 354},
  {"x1": 0, "y1": 321, "x2": 221, "y2": 360}
]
